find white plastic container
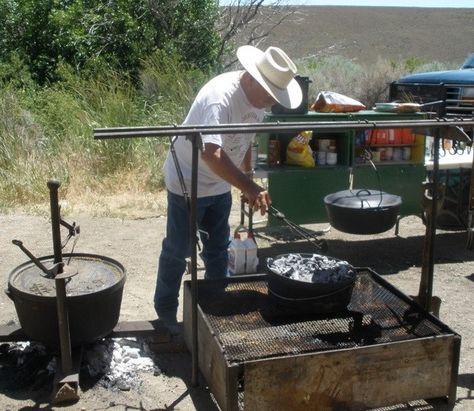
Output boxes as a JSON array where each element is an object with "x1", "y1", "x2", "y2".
[
  {"x1": 243, "y1": 235, "x2": 259, "y2": 273},
  {"x1": 317, "y1": 151, "x2": 327, "y2": 165},
  {"x1": 326, "y1": 152, "x2": 338, "y2": 165},
  {"x1": 228, "y1": 235, "x2": 246, "y2": 275},
  {"x1": 403, "y1": 147, "x2": 411, "y2": 161},
  {"x1": 393, "y1": 147, "x2": 403, "y2": 161}
]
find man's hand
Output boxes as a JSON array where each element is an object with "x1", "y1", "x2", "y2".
[
  {"x1": 201, "y1": 143, "x2": 272, "y2": 215},
  {"x1": 242, "y1": 184, "x2": 271, "y2": 216}
]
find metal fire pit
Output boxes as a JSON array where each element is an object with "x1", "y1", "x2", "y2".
[{"x1": 183, "y1": 270, "x2": 460, "y2": 411}]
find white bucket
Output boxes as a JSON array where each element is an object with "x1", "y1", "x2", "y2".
[
  {"x1": 317, "y1": 151, "x2": 327, "y2": 165},
  {"x1": 326, "y1": 152, "x2": 338, "y2": 165}
]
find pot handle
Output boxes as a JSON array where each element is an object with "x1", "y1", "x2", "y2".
[
  {"x1": 4, "y1": 288, "x2": 13, "y2": 301},
  {"x1": 355, "y1": 188, "x2": 384, "y2": 207},
  {"x1": 12, "y1": 239, "x2": 61, "y2": 278},
  {"x1": 355, "y1": 189, "x2": 372, "y2": 196},
  {"x1": 269, "y1": 282, "x2": 355, "y2": 302}
]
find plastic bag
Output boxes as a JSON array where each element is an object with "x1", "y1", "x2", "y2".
[
  {"x1": 311, "y1": 91, "x2": 366, "y2": 113},
  {"x1": 286, "y1": 130, "x2": 315, "y2": 168}
]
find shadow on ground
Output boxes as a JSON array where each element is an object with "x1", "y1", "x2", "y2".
[
  {"x1": 0, "y1": 340, "x2": 219, "y2": 411},
  {"x1": 255, "y1": 227, "x2": 474, "y2": 276}
]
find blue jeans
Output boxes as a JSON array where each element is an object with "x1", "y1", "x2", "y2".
[{"x1": 154, "y1": 190, "x2": 232, "y2": 318}]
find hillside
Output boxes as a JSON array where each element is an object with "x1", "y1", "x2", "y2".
[{"x1": 253, "y1": 6, "x2": 474, "y2": 66}]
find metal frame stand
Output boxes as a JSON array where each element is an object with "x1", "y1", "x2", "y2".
[
  {"x1": 91, "y1": 117, "x2": 473, "y2": 388},
  {"x1": 2, "y1": 116, "x2": 471, "y2": 405}
]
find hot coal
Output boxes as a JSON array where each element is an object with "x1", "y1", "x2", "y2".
[
  {"x1": 84, "y1": 337, "x2": 158, "y2": 390},
  {"x1": 267, "y1": 253, "x2": 355, "y2": 283},
  {"x1": 0, "y1": 341, "x2": 55, "y2": 391}
]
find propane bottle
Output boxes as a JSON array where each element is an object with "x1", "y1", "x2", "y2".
[
  {"x1": 228, "y1": 233, "x2": 246, "y2": 275},
  {"x1": 243, "y1": 232, "x2": 258, "y2": 273}
]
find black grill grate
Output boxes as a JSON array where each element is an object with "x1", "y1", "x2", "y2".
[{"x1": 196, "y1": 270, "x2": 449, "y2": 364}]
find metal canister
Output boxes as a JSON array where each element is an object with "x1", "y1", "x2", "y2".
[
  {"x1": 402, "y1": 147, "x2": 411, "y2": 161},
  {"x1": 251, "y1": 143, "x2": 258, "y2": 170},
  {"x1": 393, "y1": 147, "x2": 403, "y2": 161},
  {"x1": 268, "y1": 139, "x2": 281, "y2": 167}
]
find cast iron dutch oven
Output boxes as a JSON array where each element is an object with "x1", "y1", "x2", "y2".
[
  {"x1": 324, "y1": 189, "x2": 402, "y2": 235},
  {"x1": 266, "y1": 253, "x2": 356, "y2": 313},
  {"x1": 6, "y1": 253, "x2": 126, "y2": 347}
]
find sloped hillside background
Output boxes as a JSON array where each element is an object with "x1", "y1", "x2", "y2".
[{"x1": 251, "y1": 6, "x2": 474, "y2": 66}]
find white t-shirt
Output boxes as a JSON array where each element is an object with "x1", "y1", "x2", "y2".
[{"x1": 164, "y1": 71, "x2": 265, "y2": 198}]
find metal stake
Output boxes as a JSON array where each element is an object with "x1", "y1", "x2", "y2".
[
  {"x1": 190, "y1": 133, "x2": 200, "y2": 387},
  {"x1": 47, "y1": 179, "x2": 73, "y2": 374}
]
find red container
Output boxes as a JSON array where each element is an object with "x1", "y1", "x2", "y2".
[
  {"x1": 375, "y1": 129, "x2": 388, "y2": 145},
  {"x1": 393, "y1": 129, "x2": 403, "y2": 145},
  {"x1": 401, "y1": 128, "x2": 414, "y2": 144}
]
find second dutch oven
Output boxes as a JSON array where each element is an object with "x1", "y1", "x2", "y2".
[{"x1": 324, "y1": 189, "x2": 402, "y2": 235}]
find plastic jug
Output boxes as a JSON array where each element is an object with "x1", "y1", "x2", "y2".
[
  {"x1": 243, "y1": 234, "x2": 258, "y2": 273},
  {"x1": 228, "y1": 233, "x2": 246, "y2": 275}
]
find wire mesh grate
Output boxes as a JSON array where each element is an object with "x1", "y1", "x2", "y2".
[{"x1": 196, "y1": 270, "x2": 450, "y2": 363}]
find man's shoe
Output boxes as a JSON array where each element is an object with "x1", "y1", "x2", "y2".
[{"x1": 156, "y1": 310, "x2": 181, "y2": 335}]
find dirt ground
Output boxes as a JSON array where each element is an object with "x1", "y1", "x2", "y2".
[{"x1": 0, "y1": 194, "x2": 473, "y2": 411}]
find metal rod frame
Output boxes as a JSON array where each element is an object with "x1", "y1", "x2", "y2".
[
  {"x1": 94, "y1": 115, "x2": 474, "y2": 386},
  {"x1": 47, "y1": 179, "x2": 73, "y2": 374},
  {"x1": 94, "y1": 117, "x2": 474, "y2": 140},
  {"x1": 190, "y1": 133, "x2": 199, "y2": 386}
]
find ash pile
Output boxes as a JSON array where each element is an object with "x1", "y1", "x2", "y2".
[{"x1": 0, "y1": 330, "x2": 160, "y2": 393}]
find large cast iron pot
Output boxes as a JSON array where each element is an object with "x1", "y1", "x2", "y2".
[
  {"x1": 266, "y1": 253, "x2": 356, "y2": 313},
  {"x1": 324, "y1": 189, "x2": 402, "y2": 235},
  {"x1": 6, "y1": 253, "x2": 126, "y2": 347}
]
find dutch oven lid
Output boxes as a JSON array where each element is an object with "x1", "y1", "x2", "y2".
[
  {"x1": 324, "y1": 189, "x2": 402, "y2": 209},
  {"x1": 8, "y1": 253, "x2": 125, "y2": 297}
]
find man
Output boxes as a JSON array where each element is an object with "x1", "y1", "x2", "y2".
[{"x1": 154, "y1": 45, "x2": 302, "y2": 329}]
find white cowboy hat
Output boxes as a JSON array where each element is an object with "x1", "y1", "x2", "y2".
[{"x1": 237, "y1": 45, "x2": 302, "y2": 109}]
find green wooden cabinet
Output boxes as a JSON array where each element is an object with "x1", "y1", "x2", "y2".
[{"x1": 257, "y1": 110, "x2": 426, "y2": 226}]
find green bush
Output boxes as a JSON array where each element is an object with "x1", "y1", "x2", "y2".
[
  {"x1": 299, "y1": 55, "x2": 407, "y2": 108},
  {"x1": 0, "y1": 55, "x2": 212, "y2": 210},
  {"x1": 0, "y1": 0, "x2": 220, "y2": 85}
]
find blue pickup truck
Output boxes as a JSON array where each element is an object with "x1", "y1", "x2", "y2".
[{"x1": 390, "y1": 53, "x2": 474, "y2": 117}]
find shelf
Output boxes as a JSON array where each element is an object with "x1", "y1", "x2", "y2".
[
  {"x1": 358, "y1": 144, "x2": 417, "y2": 148},
  {"x1": 254, "y1": 162, "x2": 346, "y2": 178},
  {"x1": 354, "y1": 160, "x2": 421, "y2": 166}
]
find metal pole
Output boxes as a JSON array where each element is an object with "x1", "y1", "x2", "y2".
[
  {"x1": 424, "y1": 101, "x2": 446, "y2": 313},
  {"x1": 190, "y1": 133, "x2": 200, "y2": 387},
  {"x1": 48, "y1": 179, "x2": 63, "y2": 266},
  {"x1": 93, "y1": 118, "x2": 474, "y2": 141},
  {"x1": 47, "y1": 179, "x2": 73, "y2": 375},
  {"x1": 425, "y1": 134, "x2": 440, "y2": 313}
]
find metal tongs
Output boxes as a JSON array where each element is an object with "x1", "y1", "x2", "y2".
[{"x1": 268, "y1": 205, "x2": 328, "y2": 251}]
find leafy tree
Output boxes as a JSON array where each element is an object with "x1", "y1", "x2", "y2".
[
  {"x1": 0, "y1": 0, "x2": 220, "y2": 84},
  {"x1": 0, "y1": 0, "x2": 59, "y2": 84},
  {"x1": 148, "y1": 0, "x2": 221, "y2": 70}
]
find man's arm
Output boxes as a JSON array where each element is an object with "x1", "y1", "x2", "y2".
[
  {"x1": 241, "y1": 144, "x2": 253, "y2": 175},
  {"x1": 201, "y1": 143, "x2": 270, "y2": 215}
]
